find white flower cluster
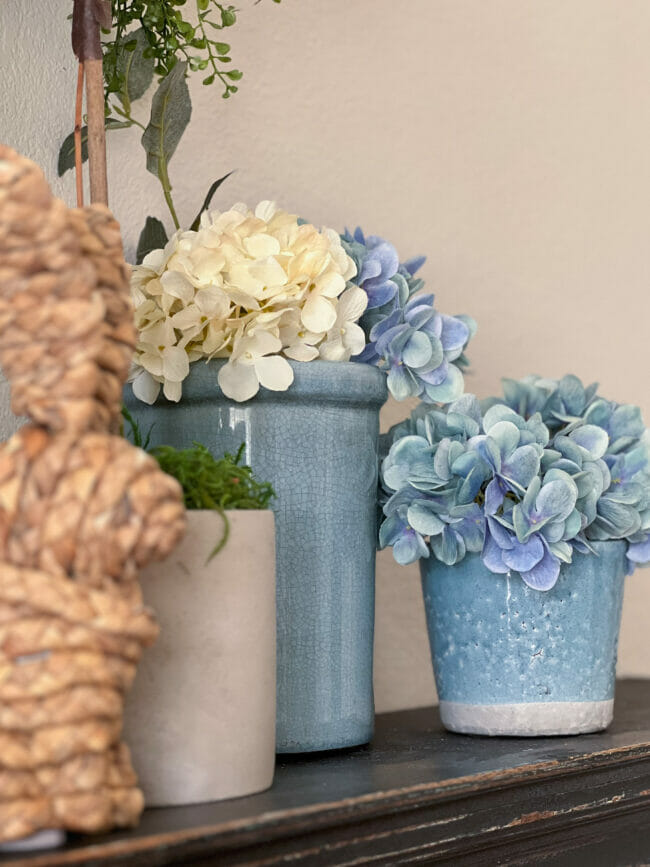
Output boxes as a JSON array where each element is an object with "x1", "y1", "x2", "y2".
[{"x1": 130, "y1": 202, "x2": 368, "y2": 403}]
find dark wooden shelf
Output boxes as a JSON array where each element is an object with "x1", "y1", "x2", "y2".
[{"x1": 3, "y1": 679, "x2": 650, "y2": 866}]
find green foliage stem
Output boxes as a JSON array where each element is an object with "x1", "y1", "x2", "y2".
[{"x1": 102, "y1": 0, "x2": 255, "y2": 104}]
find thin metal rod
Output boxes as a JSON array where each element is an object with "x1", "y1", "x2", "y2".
[{"x1": 74, "y1": 61, "x2": 85, "y2": 208}]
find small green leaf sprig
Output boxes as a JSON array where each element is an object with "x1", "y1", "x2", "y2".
[{"x1": 103, "y1": 0, "x2": 248, "y2": 106}]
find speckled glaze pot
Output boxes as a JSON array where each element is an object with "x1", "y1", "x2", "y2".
[
  {"x1": 420, "y1": 542, "x2": 627, "y2": 737},
  {"x1": 124, "y1": 360, "x2": 388, "y2": 753}
]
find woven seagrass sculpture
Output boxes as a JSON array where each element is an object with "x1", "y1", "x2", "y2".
[{"x1": 0, "y1": 146, "x2": 186, "y2": 843}]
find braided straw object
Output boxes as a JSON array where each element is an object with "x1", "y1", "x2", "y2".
[{"x1": 0, "y1": 146, "x2": 186, "y2": 843}]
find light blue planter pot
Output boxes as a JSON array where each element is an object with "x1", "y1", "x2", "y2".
[
  {"x1": 124, "y1": 360, "x2": 387, "y2": 752},
  {"x1": 420, "y1": 542, "x2": 627, "y2": 736}
]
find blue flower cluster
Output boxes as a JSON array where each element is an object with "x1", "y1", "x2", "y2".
[
  {"x1": 379, "y1": 375, "x2": 650, "y2": 590},
  {"x1": 341, "y1": 228, "x2": 476, "y2": 404}
]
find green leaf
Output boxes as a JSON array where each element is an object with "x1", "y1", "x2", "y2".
[
  {"x1": 189, "y1": 171, "x2": 234, "y2": 231},
  {"x1": 136, "y1": 216, "x2": 169, "y2": 265},
  {"x1": 225, "y1": 70, "x2": 242, "y2": 80},
  {"x1": 116, "y1": 28, "x2": 156, "y2": 112},
  {"x1": 57, "y1": 119, "x2": 131, "y2": 177},
  {"x1": 141, "y1": 61, "x2": 192, "y2": 178}
]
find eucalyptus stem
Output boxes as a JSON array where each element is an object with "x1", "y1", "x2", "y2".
[
  {"x1": 112, "y1": 102, "x2": 146, "y2": 130},
  {"x1": 158, "y1": 157, "x2": 180, "y2": 229}
]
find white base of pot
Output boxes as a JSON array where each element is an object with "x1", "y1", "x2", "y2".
[
  {"x1": 0, "y1": 830, "x2": 65, "y2": 852},
  {"x1": 439, "y1": 699, "x2": 614, "y2": 736}
]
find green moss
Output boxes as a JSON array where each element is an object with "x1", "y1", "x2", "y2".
[
  {"x1": 122, "y1": 406, "x2": 275, "y2": 559},
  {"x1": 152, "y1": 442, "x2": 275, "y2": 512}
]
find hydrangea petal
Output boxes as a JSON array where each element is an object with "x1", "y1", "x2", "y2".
[
  {"x1": 520, "y1": 545, "x2": 561, "y2": 591},
  {"x1": 597, "y1": 499, "x2": 641, "y2": 536},
  {"x1": 501, "y1": 534, "x2": 545, "y2": 572},
  {"x1": 609, "y1": 405, "x2": 644, "y2": 442},
  {"x1": 483, "y1": 404, "x2": 522, "y2": 432},
  {"x1": 337, "y1": 286, "x2": 368, "y2": 322},
  {"x1": 487, "y1": 516, "x2": 515, "y2": 550},
  {"x1": 131, "y1": 369, "x2": 161, "y2": 405},
  {"x1": 255, "y1": 355, "x2": 294, "y2": 392},
  {"x1": 160, "y1": 270, "x2": 195, "y2": 303},
  {"x1": 431, "y1": 526, "x2": 460, "y2": 565},
  {"x1": 162, "y1": 346, "x2": 190, "y2": 382},
  {"x1": 243, "y1": 233, "x2": 281, "y2": 258},
  {"x1": 488, "y1": 421, "x2": 521, "y2": 458},
  {"x1": 163, "y1": 379, "x2": 182, "y2": 402},
  {"x1": 387, "y1": 364, "x2": 419, "y2": 401},
  {"x1": 403, "y1": 255, "x2": 426, "y2": 276},
  {"x1": 365, "y1": 281, "x2": 398, "y2": 309},
  {"x1": 316, "y1": 271, "x2": 346, "y2": 298},
  {"x1": 457, "y1": 466, "x2": 486, "y2": 505},
  {"x1": 485, "y1": 478, "x2": 505, "y2": 515},
  {"x1": 535, "y1": 478, "x2": 577, "y2": 522},
  {"x1": 218, "y1": 360, "x2": 260, "y2": 402},
  {"x1": 422, "y1": 364, "x2": 464, "y2": 404},
  {"x1": 364, "y1": 239, "x2": 399, "y2": 277},
  {"x1": 402, "y1": 332, "x2": 433, "y2": 368},
  {"x1": 482, "y1": 530, "x2": 510, "y2": 574},
  {"x1": 439, "y1": 314, "x2": 469, "y2": 351},
  {"x1": 254, "y1": 200, "x2": 278, "y2": 221},
  {"x1": 503, "y1": 445, "x2": 542, "y2": 490},
  {"x1": 301, "y1": 294, "x2": 337, "y2": 332},
  {"x1": 569, "y1": 425, "x2": 609, "y2": 460},
  {"x1": 379, "y1": 512, "x2": 405, "y2": 547},
  {"x1": 408, "y1": 501, "x2": 446, "y2": 536},
  {"x1": 359, "y1": 257, "x2": 382, "y2": 282},
  {"x1": 286, "y1": 343, "x2": 320, "y2": 362},
  {"x1": 627, "y1": 536, "x2": 650, "y2": 564},
  {"x1": 450, "y1": 506, "x2": 485, "y2": 551},
  {"x1": 393, "y1": 530, "x2": 429, "y2": 565},
  {"x1": 558, "y1": 374, "x2": 586, "y2": 416},
  {"x1": 411, "y1": 332, "x2": 443, "y2": 370}
]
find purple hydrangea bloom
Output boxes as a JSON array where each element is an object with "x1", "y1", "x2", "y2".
[
  {"x1": 379, "y1": 376, "x2": 650, "y2": 589},
  {"x1": 341, "y1": 228, "x2": 476, "y2": 405}
]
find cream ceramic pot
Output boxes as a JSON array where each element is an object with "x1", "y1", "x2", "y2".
[{"x1": 123, "y1": 509, "x2": 276, "y2": 807}]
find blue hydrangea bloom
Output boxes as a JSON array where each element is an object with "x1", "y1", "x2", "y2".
[
  {"x1": 380, "y1": 375, "x2": 650, "y2": 588},
  {"x1": 341, "y1": 228, "x2": 476, "y2": 405}
]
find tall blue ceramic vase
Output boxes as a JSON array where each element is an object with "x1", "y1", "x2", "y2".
[
  {"x1": 420, "y1": 542, "x2": 627, "y2": 737},
  {"x1": 125, "y1": 360, "x2": 387, "y2": 752}
]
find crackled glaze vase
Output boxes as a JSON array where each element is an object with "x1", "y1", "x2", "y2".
[
  {"x1": 124, "y1": 360, "x2": 388, "y2": 752},
  {"x1": 420, "y1": 542, "x2": 627, "y2": 737}
]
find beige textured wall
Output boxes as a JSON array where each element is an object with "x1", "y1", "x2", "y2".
[{"x1": 1, "y1": 0, "x2": 648, "y2": 712}]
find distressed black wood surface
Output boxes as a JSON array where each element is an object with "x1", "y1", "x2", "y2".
[{"x1": 3, "y1": 679, "x2": 650, "y2": 866}]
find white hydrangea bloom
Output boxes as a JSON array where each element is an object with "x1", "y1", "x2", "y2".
[
  {"x1": 130, "y1": 203, "x2": 367, "y2": 403},
  {"x1": 319, "y1": 286, "x2": 369, "y2": 362}
]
